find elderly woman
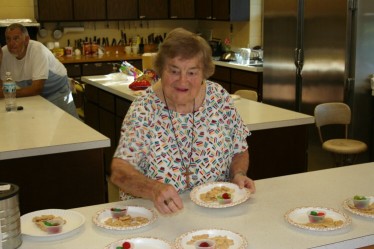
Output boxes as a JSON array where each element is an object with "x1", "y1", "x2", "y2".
[{"x1": 111, "y1": 28, "x2": 255, "y2": 214}]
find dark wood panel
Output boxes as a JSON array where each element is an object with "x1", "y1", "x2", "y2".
[
  {"x1": 106, "y1": 0, "x2": 138, "y2": 20},
  {"x1": 98, "y1": 89, "x2": 115, "y2": 113},
  {"x1": 139, "y1": 0, "x2": 168, "y2": 19},
  {"x1": 0, "y1": 149, "x2": 106, "y2": 215},
  {"x1": 231, "y1": 69, "x2": 259, "y2": 88},
  {"x1": 116, "y1": 97, "x2": 131, "y2": 118},
  {"x1": 211, "y1": 66, "x2": 230, "y2": 82},
  {"x1": 169, "y1": 0, "x2": 195, "y2": 19},
  {"x1": 65, "y1": 64, "x2": 81, "y2": 78},
  {"x1": 37, "y1": 0, "x2": 73, "y2": 21},
  {"x1": 74, "y1": 0, "x2": 106, "y2": 20},
  {"x1": 247, "y1": 125, "x2": 309, "y2": 180}
]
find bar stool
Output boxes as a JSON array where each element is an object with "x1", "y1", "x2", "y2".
[
  {"x1": 314, "y1": 102, "x2": 367, "y2": 166},
  {"x1": 234, "y1": 90, "x2": 258, "y2": 101}
]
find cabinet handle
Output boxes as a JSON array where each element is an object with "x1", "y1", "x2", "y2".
[
  {"x1": 139, "y1": 15, "x2": 146, "y2": 19},
  {"x1": 170, "y1": 16, "x2": 178, "y2": 19},
  {"x1": 206, "y1": 16, "x2": 212, "y2": 19}
]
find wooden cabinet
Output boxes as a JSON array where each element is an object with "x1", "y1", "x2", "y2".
[
  {"x1": 210, "y1": 66, "x2": 231, "y2": 92},
  {"x1": 169, "y1": 0, "x2": 195, "y2": 19},
  {"x1": 84, "y1": 84, "x2": 132, "y2": 174},
  {"x1": 36, "y1": 0, "x2": 73, "y2": 21},
  {"x1": 196, "y1": 0, "x2": 249, "y2": 21},
  {"x1": 64, "y1": 60, "x2": 142, "y2": 79},
  {"x1": 139, "y1": 0, "x2": 168, "y2": 19},
  {"x1": 209, "y1": 66, "x2": 263, "y2": 101},
  {"x1": 74, "y1": 0, "x2": 106, "y2": 21},
  {"x1": 106, "y1": 0, "x2": 138, "y2": 20}
]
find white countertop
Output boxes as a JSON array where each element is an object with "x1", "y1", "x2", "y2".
[
  {"x1": 81, "y1": 75, "x2": 314, "y2": 131},
  {"x1": 0, "y1": 96, "x2": 110, "y2": 160},
  {"x1": 213, "y1": 60, "x2": 263, "y2": 72},
  {"x1": 19, "y1": 162, "x2": 374, "y2": 249}
]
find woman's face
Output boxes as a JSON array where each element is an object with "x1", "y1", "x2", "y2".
[{"x1": 161, "y1": 55, "x2": 204, "y2": 107}]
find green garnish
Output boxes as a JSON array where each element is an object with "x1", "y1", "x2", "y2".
[{"x1": 354, "y1": 195, "x2": 367, "y2": 200}]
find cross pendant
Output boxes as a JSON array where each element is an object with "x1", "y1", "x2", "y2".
[{"x1": 182, "y1": 168, "x2": 193, "y2": 189}]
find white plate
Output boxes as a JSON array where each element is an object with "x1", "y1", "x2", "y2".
[
  {"x1": 175, "y1": 228, "x2": 248, "y2": 249},
  {"x1": 21, "y1": 209, "x2": 85, "y2": 239},
  {"x1": 190, "y1": 182, "x2": 251, "y2": 208},
  {"x1": 342, "y1": 196, "x2": 374, "y2": 218},
  {"x1": 92, "y1": 206, "x2": 157, "y2": 230},
  {"x1": 284, "y1": 206, "x2": 351, "y2": 231},
  {"x1": 104, "y1": 237, "x2": 173, "y2": 249}
]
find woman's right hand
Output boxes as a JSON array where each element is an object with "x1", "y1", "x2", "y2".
[{"x1": 152, "y1": 182, "x2": 184, "y2": 215}]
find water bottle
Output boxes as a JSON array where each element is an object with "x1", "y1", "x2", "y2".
[{"x1": 3, "y1": 72, "x2": 17, "y2": 112}]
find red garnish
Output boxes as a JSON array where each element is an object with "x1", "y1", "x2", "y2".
[
  {"x1": 317, "y1": 212, "x2": 325, "y2": 216},
  {"x1": 199, "y1": 241, "x2": 210, "y2": 247},
  {"x1": 122, "y1": 241, "x2": 131, "y2": 249},
  {"x1": 222, "y1": 193, "x2": 231, "y2": 199}
]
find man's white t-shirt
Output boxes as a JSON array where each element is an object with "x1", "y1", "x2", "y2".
[{"x1": 1, "y1": 40, "x2": 68, "y2": 98}]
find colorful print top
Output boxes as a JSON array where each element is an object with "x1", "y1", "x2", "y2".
[{"x1": 114, "y1": 81, "x2": 250, "y2": 194}]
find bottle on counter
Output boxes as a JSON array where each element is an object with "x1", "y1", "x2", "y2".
[{"x1": 3, "y1": 72, "x2": 17, "y2": 112}]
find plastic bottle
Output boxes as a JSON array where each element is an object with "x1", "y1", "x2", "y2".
[{"x1": 3, "y1": 72, "x2": 17, "y2": 112}]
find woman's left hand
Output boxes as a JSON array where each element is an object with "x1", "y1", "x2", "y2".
[{"x1": 232, "y1": 174, "x2": 256, "y2": 193}]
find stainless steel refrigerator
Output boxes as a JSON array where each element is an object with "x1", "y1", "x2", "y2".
[{"x1": 263, "y1": 0, "x2": 374, "y2": 162}]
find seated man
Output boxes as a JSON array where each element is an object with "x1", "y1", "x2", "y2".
[{"x1": 0, "y1": 23, "x2": 78, "y2": 118}]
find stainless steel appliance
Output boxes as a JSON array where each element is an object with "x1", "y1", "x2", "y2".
[{"x1": 263, "y1": 0, "x2": 374, "y2": 162}]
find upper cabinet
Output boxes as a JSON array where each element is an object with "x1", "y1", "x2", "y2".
[
  {"x1": 139, "y1": 0, "x2": 168, "y2": 19},
  {"x1": 196, "y1": 0, "x2": 249, "y2": 21},
  {"x1": 106, "y1": 0, "x2": 138, "y2": 20},
  {"x1": 36, "y1": 0, "x2": 248, "y2": 22},
  {"x1": 169, "y1": 0, "x2": 195, "y2": 19},
  {"x1": 36, "y1": 0, "x2": 73, "y2": 21},
  {"x1": 74, "y1": 0, "x2": 106, "y2": 21}
]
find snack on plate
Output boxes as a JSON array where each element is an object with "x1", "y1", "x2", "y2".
[
  {"x1": 308, "y1": 210, "x2": 326, "y2": 223},
  {"x1": 116, "y1": 241, "x2": 132, "y2": 249},
  {"x1": 187, "y1": 234, "x2": 234, "y2": 249},
  {"x1": 200, "y1": 186, "x2": 234, "y2": 203},
  {"x1": 304, "y1": 217, "x2": 343, "y2": 229},
  {"x1": 32, "y1": 215, "x2": 66, "y2": 234},
  {"x1": 353, "y1": 195, "x2": 371, "y2": 209},
  {"x1": 104, "y1": 214, "x2": 149, "y2": 227},
  {"x1": 216, "y1": 193, "x2": 232, "y2": 205}
]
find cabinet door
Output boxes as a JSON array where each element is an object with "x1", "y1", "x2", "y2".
[
  {"x1": 196, "y1": 0, "x2": 212, "y2": 19},
  {"x1": 37, "y1": 0, "x2": 73, "y2": 21},
  {"x1": 139, "y1": 0, "x2": 168, "y2": 19},
  {"x1": 107, "y1": 0, "x2": 138, "y2": 20},
  {"x1": 169, "y1": 0, "x2": 195, "y2": 19},
  {"x1": 212, "y1": 0, "x2": 230, "y2": 20},
  {"x1": 74, "y1": 0, "x2": 106, "y2": 20}
]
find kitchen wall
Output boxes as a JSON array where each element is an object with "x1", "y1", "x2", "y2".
[{"x1": 0, "y1": 0, "x2": 262, "y2": 49}]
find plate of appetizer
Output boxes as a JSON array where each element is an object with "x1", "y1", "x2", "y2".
[
  {"x1": 104, "y1": 237, "x2": 173, "y2": 249},
  {"x1": 92, "y1": 205, "x2": 157, "y2": 231},
  {"x1": 284, "y1": 206, "x2": 351, "y2": 231},
  {"x1": 175, "y1": 228, "x2": 248, "y2": 249},
  {"x1": 190, "y1": 182, "x2": 251, "y2": 208},
  {"x1": 21, "y1": 209, "x2": 85, "y2": 239},
  {"x1": 342, "y1": 195, "x2": 374, "y2": 218}
]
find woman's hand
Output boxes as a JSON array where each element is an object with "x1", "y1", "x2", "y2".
[
  {"x1": 232, "y1": 173, "x2": 256, "y2": 193},
  {"x1": 151, "y1": 182, "x2": 184, "y2": 215}
]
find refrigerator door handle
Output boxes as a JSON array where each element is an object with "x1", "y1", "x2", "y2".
[{"x1": 294, "y1": 48, "x2": 304, "y2": 74}]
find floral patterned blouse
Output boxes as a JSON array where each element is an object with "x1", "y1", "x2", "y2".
[{"x1": 114, "y1": 80, "x2": 250, "y2": 197}]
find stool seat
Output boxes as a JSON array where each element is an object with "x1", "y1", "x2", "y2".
[
  {"x1": 314, "y1": 102, "x2": 367, "y2": 166},
  {"x1": 323, "y1": 139, "x2": 368, "y2": 154}
]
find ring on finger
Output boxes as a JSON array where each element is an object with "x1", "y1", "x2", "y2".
[{"x1": 164, "y1": 199, "x2": 172, "y2": 205}]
